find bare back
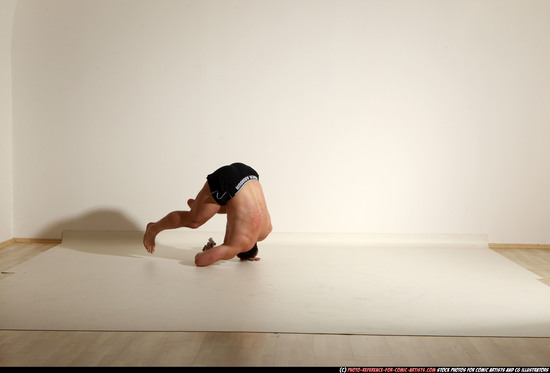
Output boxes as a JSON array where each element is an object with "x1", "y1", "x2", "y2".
[{"x1": 224, "y1": 180, "x2": 272, "y2": 250}]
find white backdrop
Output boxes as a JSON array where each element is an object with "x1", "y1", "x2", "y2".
[{"x1": 10, "y1": 0, "x2": 550, "y2": 243}]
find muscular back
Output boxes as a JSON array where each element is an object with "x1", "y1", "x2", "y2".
[{"x1": 225, "y1": 180, "x2": 272, "y2": 250}]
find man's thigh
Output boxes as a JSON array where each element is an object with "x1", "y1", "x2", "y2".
[{"x1": 189, "y1": 182, "x2": 222, "y2": 224}]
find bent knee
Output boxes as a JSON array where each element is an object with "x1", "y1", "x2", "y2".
[
  {"x1": 187, "y1": 209, "x2": 217, "y2": 229},
  {"x1": 188, "y1": 219, "x2": 204, "y2": 229},
  {"x1": 186, "y1": 213, "x2": 209, "y2": 229}
]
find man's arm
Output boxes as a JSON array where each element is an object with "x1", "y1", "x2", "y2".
[{"x1": 194, "y1": 245, "x2": 238, "y2": 267}]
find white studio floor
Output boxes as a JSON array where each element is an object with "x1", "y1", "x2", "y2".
[{"x1": 1, "y1": 230, "x2": 550, "y2": 337}]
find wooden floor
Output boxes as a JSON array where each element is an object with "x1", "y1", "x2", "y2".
[{"x1": 1, "y1": 242, "x2": 550, "y2": 367}]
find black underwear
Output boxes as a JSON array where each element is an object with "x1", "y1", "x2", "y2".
[{"x1": 206, "y1": 163, "x2": 259, "y2": 206}]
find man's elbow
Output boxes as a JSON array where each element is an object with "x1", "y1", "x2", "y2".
[
  {"x1": 195, "y1": 252, "x2": 220, "y2": 267},
  {"x1": 194, "y1": 253, "x2": 210, "y2": 267},
  {"x1": 194, "y1": 247, "x2": 237, "y2": 267}
]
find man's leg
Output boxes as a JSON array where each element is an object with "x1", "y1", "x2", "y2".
[
  {"x1": 143, "y1": 182, "x2": 221, "y2": 253},
  {"x1": 187, "y1": 199, "x2": 226, "y2": 214}
]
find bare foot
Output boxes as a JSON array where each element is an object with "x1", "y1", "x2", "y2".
[{"x1": 143, "y1": 223, "x2": 157, "y2": 254}]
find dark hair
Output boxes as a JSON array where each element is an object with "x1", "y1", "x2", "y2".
[{"x1": 237, "y1": 243, "x2": 258, "y2": 261}]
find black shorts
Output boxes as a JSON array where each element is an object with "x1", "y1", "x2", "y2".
[{"x1": 206, "y1": 163, "x2": 259, "y2": 206}]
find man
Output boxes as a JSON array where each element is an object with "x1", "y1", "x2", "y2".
[{"x1": 143, "y1": 163, "x2": 272, "y2": 266}]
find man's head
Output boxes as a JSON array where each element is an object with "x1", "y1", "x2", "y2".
[{"x1": 237, "y1": 243, "x2": 258, "y2": 261}]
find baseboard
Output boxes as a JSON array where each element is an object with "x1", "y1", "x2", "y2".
[
  {"x1": 1, "y1": 238, "x2": 62, "y2": 249},
  {"x1": 2, "y1": 237, "x2": 63, "y2": 247},
  {"x1": 0, "y1": 238, "x2": 62, "y2": 247},
  {"x1": 13, "y1": 238, "x2": 63, "y2": 244},
  {"x1": 0, "y1": 238, "x2": 16, "y2": 249},
  {"x1": 489, "y1": 243, "x2": 550, "y2": 250}
]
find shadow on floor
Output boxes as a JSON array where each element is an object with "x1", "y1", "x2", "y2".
[{"x1": 36, "y1": 208, "x2": 199, "y2": 266}]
